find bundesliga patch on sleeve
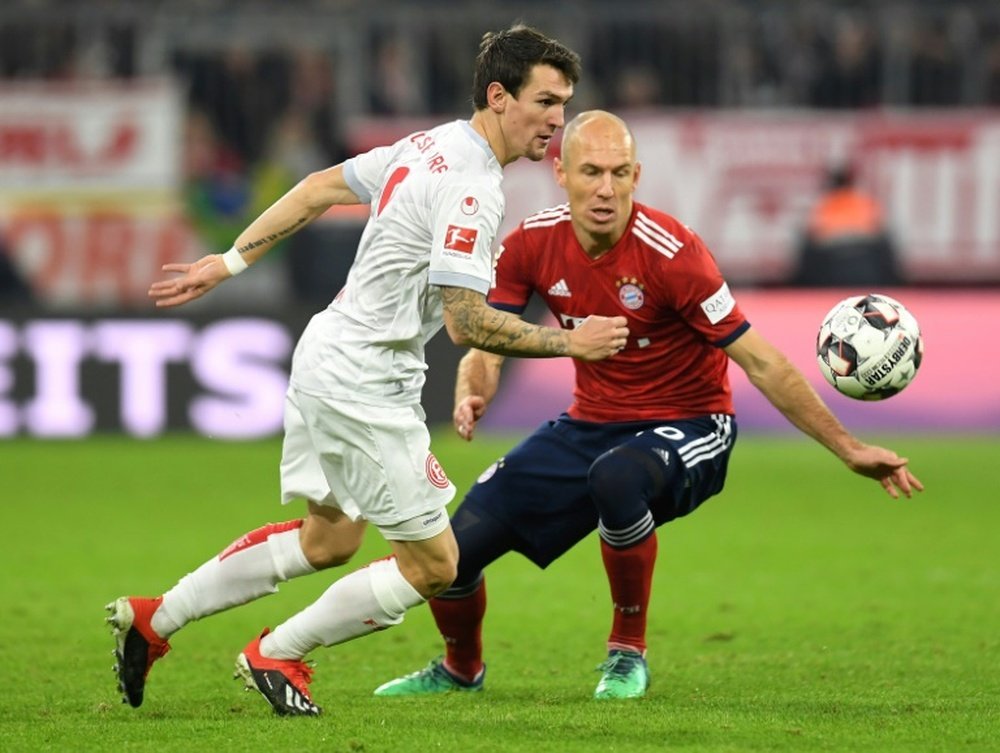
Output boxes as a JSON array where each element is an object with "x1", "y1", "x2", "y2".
[
  {"x1": 443, "y1": 225, "x2": 478, "y2": 254},
  {"x1": 700, "y1": 282, "x2": 735, "y2": 324}
]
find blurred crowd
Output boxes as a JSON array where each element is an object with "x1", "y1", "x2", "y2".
[
  {"x1": 1, "y1": 0, "x2": 999, "y2": 302},
  {"x1": 3, "y1": 2, "x2": 1000, "y2": 167}
]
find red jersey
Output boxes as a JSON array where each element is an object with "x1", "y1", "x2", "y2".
[{"x1": 489, "y1": 201, "x2": 749, "y2": 422}]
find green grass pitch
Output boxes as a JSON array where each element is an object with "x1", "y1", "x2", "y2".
[{"x1": 0, "y1": 432, "x2": 996, "y2": 752}]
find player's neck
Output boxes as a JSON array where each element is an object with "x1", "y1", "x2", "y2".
[
  {"x1": 470, "y1": 111, "x2": 512, "y2": 166},
  {"x1": 574, "y1": 228, "x2": 618, "y2": 260}
]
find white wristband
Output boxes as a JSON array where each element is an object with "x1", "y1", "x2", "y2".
[{"x1": 221, "y1": 247, "x2": 249, "y2": 276}]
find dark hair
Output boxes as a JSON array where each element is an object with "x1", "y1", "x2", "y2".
[{"x1": 472, "y1": 24, "x2": 581, "y2": 110}]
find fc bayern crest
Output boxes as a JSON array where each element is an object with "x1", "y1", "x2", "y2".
[
  {"x1": 617, "y1": 277, "x2": 645, "y2": 310},
  {"x1": 476, "y1": 458, "x2": 504, "y2": 484}
]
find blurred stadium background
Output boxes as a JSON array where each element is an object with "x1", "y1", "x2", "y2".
[{"x1": 1, "y1": 0, "x2": 998, "y2": 439}]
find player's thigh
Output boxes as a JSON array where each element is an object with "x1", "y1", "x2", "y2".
[
  {"x1": 461, "y1": 421, "x2": 597, "y2": 568},
  {"x1": 622, "y1": 414, "x2": 738, "y2": 524},
  {"x1": 298, "y1": 393, "x2": 455, "y2": 528},
  {"x1": 280, "y1": 387, "x2": 337, "y2": 507}
]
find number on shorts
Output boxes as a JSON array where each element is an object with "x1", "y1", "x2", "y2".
[{"x1": 636, "y1": 425, "x2": 686, "y2": 441}]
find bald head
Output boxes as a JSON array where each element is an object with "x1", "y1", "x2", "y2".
[
  {"x1": 554, "y1": 110, "x2": 641, "y2": 257},
  {"x1": 560, "y1": 110, "x2": 636, "y2": 166}
]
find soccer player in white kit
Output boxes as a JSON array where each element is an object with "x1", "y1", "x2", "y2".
[{"x1": 106, "y1": 25, "x2": 629, "y2": 716}]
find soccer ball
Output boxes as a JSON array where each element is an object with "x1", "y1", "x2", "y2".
[{"x1": 816, "y1": 293, "x2": 923, "y2": 400}]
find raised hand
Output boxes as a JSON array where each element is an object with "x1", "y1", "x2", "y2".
[{"x1": 148, "y1": 255, "x2": 232, "y2": 308}]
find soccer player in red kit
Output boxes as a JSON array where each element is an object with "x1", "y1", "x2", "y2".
[{"x1": 374, "y1": 111, "x2": 922, "y2": 700}]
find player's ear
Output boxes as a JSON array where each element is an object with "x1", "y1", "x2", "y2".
[
  {"x1": 553, "y1": 157, "x2": 567, "y2": 187},
  {"x1": 486, "y1": 82, "x2": 506, "y2": 113},
  {"x1": 633, "y1": 161, "x2": 642, "y2": 190}
]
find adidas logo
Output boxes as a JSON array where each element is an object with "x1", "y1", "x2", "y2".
[
  {"x1": 548, "y1": 278, "x2": 572, "y2": 297},
  {"x1": 285, "y1": 684, "x2": 318, "y2": 714}
]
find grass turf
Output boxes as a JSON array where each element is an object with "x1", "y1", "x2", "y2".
[{"x1": 0, "y1": 433, "x2": 996, "y2": 752}]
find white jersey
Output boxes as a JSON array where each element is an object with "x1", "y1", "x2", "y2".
[{"x1": 289, "y1": 120, "x2": 504, "y2": 405}]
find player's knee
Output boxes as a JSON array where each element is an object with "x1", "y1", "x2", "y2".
[
  {"x1": 299, "y1": 523, "x2": 364, "y2": 570},
  {"x1": 588, "y1": 446, "x2": 673, "y2": 528},
  {"x1": 439, "y1": 570, "x2": 484, "y2": 599},
  {"x1": 301, "y1": 538, "x2": 360, "y2": 570},
  {"x1": 588, "y1": 446, "x2": 652, "y2": 504},
  {"x1": 404, "y1": 559, "x2": 457, "y2": 598}
]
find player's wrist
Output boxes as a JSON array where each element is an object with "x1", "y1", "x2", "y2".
[
  {"x1": 221, "y1": 247, "x2": 249, "y2": 276},
  {"x1": 564, "y1": 329, "x2": 582, "y2": 358}
]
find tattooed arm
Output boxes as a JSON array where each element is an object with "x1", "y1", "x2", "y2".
[
  {"x1": 149, "y1": 165, "x2": 359, "y2": 307},
  {"x1": 440, "y1": 287, "x2": 629, "y2": 362}
]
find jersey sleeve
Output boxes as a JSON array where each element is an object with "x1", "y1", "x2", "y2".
[
  {"x1": 427, "y1": 177, "x2": 503, "y2": 295},
  {"x1": 487, "y1": 224, "x2": 533, "y2": 315},
  {"x1": 671, "y1": 232, "x2": 749, "y2": 347},
  {"x1": 342, "y1": 144, "x2": 396, "y2": 203}
]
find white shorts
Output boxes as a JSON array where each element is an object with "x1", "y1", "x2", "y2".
[{"x1": 279, "y1": 387, "x2": 454, "y2": 540}]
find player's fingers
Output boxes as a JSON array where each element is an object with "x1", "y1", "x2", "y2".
[
  {"x1": 881, "y1": 476, "x2": 900, "y2": 499},
  {"x1": 453, "y1": 409, "x2": 471, "y2": 439},
  {"x1": 154, "y1": 292, "x2": 195, "y2": 307},
  {"x1": 149, "y1": 278, "x2": 192, "y2": 294},
  {"x1": 893, "y1": 473, "x2": 912, "y2": 499},
  {"x1": 160, "y1": 263, "x2": 192, "y2": 274},
  {"x1": 891, "y1": 466, "x2": 921, "y2": 499},
  {"x1": 149, "y1": 283, "x2": 186, "y2": 299}
]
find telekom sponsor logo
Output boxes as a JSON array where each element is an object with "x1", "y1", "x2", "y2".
[{"x1": 425, "y1": 453, "x2": 450, "y2": 489}]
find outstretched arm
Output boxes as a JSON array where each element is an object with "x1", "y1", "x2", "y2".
[
  {"x1": 440, "y1": 286, "x2": 628, "y2": 362},
  {"x1": 725, "y1": 327, "x2": 923, "y2": 499},
  {"x1": 453, "y1": 348, "x2": 506, "y2": 441},
  {"x1": 149, "y1": 164, "x2": 360, "y2": 307}
]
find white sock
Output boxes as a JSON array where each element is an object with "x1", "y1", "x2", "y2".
[
  {"x1": 151, "y1": 521, "x2": 314, "y2": 638},
  {"x1": 262, "y1": 557, "x2": 424, "y2": 660}
]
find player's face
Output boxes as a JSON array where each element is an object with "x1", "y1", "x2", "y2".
[
  {"x1": 499, "y1": 64, "x2": 573, "y2": 163},
  {"x1": 556, "y1": 123, "x2": 640, "y2": 249}
]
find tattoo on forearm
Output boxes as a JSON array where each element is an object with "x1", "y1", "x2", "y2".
[
  {"x1": 441, "y1": 287, "x2": 568, "y2": 356},
  {"x1": 236, "y1": 217, "x2": 308, "y2": 254}
]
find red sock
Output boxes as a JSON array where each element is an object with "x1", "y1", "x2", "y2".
[
  {"x1": 429, "y1": 579, "x2": 487, "y2": 682},
  {"x1": 600, "y1": 533, "x2": 658, "y2": 654}
]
